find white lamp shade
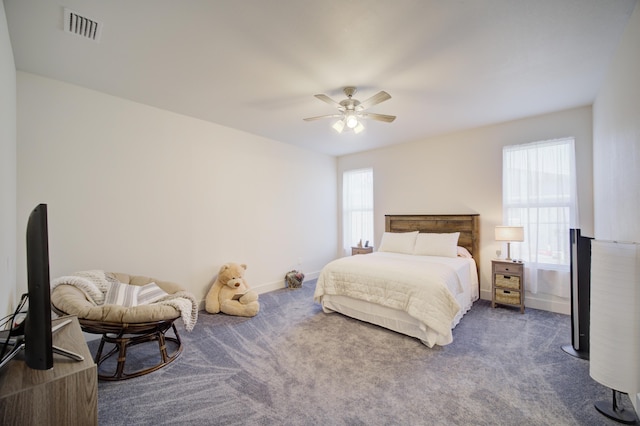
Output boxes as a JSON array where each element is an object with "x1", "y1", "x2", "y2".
[
  {"x1": 589, "y1": 240, "x2": 640, "y2": 393},
  {"x1": 495, "y1": 226, "x2": 524, "y2": 242}
]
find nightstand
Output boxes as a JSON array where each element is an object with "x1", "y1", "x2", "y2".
[
  {"x1": 351, "y1": 246, "x2": 373, "y2": 255},
  {"x1": 491, "y1": 259, "x2": 525, "y2": 313}
]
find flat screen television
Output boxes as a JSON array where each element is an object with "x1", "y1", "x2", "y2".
[
  {"x1": 24, "y1": 203, "x2": 54, "y2": 370},
  {"x1": 0, "y1": 204, "x2": 80, "y2": 371}
]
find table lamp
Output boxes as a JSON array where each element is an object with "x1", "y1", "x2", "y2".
[{"x1": 495, "y1": 226, "x2": 524, "y2": 261}]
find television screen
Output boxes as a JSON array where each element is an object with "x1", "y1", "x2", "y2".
[{"x1": 24, "y1": 203, "x2": 53, "y2": 370}]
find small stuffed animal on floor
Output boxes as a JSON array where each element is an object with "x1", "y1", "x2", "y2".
[{"x1": 205, "y1": 262, "x2": 260, "y2": 317}]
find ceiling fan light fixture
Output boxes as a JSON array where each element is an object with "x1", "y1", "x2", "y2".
[
  {"x1": 304, "y1": 86, "x2": 395, "y2": 135},
  {"x1": 345, "y1": 113, "x2": 359, "y2": 129}
]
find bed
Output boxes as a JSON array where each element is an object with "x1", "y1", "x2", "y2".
[{"x1": 314, "y1": 214, "x2": 480, "y2": 347}]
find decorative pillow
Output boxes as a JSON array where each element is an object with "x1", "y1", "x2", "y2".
[
  {"x1": 412, "y1": 232, "x2": 460, "y2": 257},
  {"x1": 457, "y1": 246, "x2": 473, "y2": 258},
  {"x1": 136, "y1": 282, "x2": 169, "y2": 305},
  {"x1": 378, "y1": 231, "x2": 419, "y2": 254},
  {"x1": 104, "y1": 281, "x2": 168, "y2": 307}
]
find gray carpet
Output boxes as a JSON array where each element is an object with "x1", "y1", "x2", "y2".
[{"x1": 93, "y1": 280, "x2": 638, "y2": 425}]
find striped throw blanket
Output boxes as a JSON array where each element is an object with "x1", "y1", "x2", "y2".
[{"x1": 51, "y1": 270, "x2": 198, "y2": 331}]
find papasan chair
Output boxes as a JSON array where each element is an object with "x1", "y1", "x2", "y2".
[{"x1": 51, "y1": 271, "x2": 198, "y2": 381}]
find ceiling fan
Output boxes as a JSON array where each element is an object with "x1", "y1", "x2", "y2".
[{"x1": 303, "y1": 86, "x2": 396, "y2": 134}]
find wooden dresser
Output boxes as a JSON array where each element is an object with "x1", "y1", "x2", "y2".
[{"x1": 0, "y1": 316, "x2": 97, "y2": 425}]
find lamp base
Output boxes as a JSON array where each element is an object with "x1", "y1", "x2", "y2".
[{"x1": 594, "y1": 390, "x2": 638, "y2": 424}]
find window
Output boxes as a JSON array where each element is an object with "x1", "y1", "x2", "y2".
[
  {"x1": 502, "y1": 137, "x2": 578, "y2": 296},
  {"x1": 343, "y1": 168, "x2": 373, "y2": 256}
]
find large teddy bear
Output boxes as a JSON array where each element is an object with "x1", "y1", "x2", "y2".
[{"x1": 205, "y1": 263, "x2": 260, "y2": 317}]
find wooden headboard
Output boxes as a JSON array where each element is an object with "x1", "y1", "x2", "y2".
[{"x1": 385, "y1": 214, "x2": 480, "y2": 275}]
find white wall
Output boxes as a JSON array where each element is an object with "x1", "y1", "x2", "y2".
[
  {"x1": 593, "y1": 8, "x2": 640, "y2": 241},
  {"x1": 16, "y1": 72, "x2": 337, "y2": 304},
  {"x1": 0, "y1": 3, "x2": 17, "y2": 319},
  {"x1": 592, "y1": 3, "x2": 640, "y2": 414},
  {"x1": 338, "y1": 106, "x2": 594, "y2": 314}
]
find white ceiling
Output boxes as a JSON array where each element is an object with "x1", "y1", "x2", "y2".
[{"x1": 4, "y1": 0, "x2": 637, "y2": 156}]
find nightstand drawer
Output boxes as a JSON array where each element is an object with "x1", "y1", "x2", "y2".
[
  {"x1": 495, "y1": 274, "x2": 520, "y2": 290},
  {"x1": 351, "y1": 246, "x2": 373, "y2": 255},
  {"x1": 495, "y1": 288, "x2": 521, "y2": 305},
  {"x1": 493, "y1": 262, "x2": 523, "y2": 275}
]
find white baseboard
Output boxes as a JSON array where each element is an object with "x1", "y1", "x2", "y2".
[
  {"x1": 252, "y1": 271, "x2": 320, "y2": 295},
  {"x1": 524, "y1": 294, "x2": 570, "y2": 315},
  {"x1": 479, "y1": 290, "x2": 570, "y2": 315},
  {"x1": 197, "y1": 271, "x2": 321, "y2": 310}
]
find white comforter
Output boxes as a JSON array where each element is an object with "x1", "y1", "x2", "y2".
[{"x1": 314, "y1": 252, "x2": 468, "y2": 338}]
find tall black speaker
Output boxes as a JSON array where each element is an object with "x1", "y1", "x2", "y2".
[{"x1": 562, "y1": 228, "x2": 592, "y2": 359}]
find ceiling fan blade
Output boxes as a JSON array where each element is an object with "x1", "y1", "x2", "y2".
[
  {"x1": 361, "y1": 113, "x2": 396, "y2": 123},
  {"x1": 357, "y1": 91, "x2": 391, "y2": 111},
  {"x1": 303, "y1": 113, "x2": 343, "y2": 121},
  {"x1": 314, "y1": 94, "x2": 343, "y2": 108}
]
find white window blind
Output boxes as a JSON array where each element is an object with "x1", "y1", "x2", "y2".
[
  {"x1": 503, "y1": 137, "x2": 578, "y2": 296},
  {"x1": 343, "y1": 168, "x2": 373, "y2": 256}
]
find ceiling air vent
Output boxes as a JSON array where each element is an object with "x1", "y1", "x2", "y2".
[{"x1": 63, "y1": 8, "x2": 102, "y2": 42}]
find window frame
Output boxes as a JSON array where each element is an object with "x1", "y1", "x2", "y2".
[
  {"x1": 342, "y1": 168, "x2": 374, "y2": 256},
  {"x1": 502, "y1": 137, "x2": 578, "y2": 271}
]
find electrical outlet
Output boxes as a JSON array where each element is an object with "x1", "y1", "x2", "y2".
[{"x1": 297, "y1": 257, "x2": 302, "y2": 266}]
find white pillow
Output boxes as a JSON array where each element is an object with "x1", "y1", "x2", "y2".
[
  {"x1": 412, "y1": 232, "x2": 460, "y2": 257},
  {"x1": 457, "y1": 246, "x2": 473, "y2": 258},
  {"x1": 378, "y1": 231, "x2": 419, "y2": 254}
]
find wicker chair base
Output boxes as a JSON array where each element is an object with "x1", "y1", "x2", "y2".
[{"x1": 79, "y1": 317, "x2": 183, "y2": 381}]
